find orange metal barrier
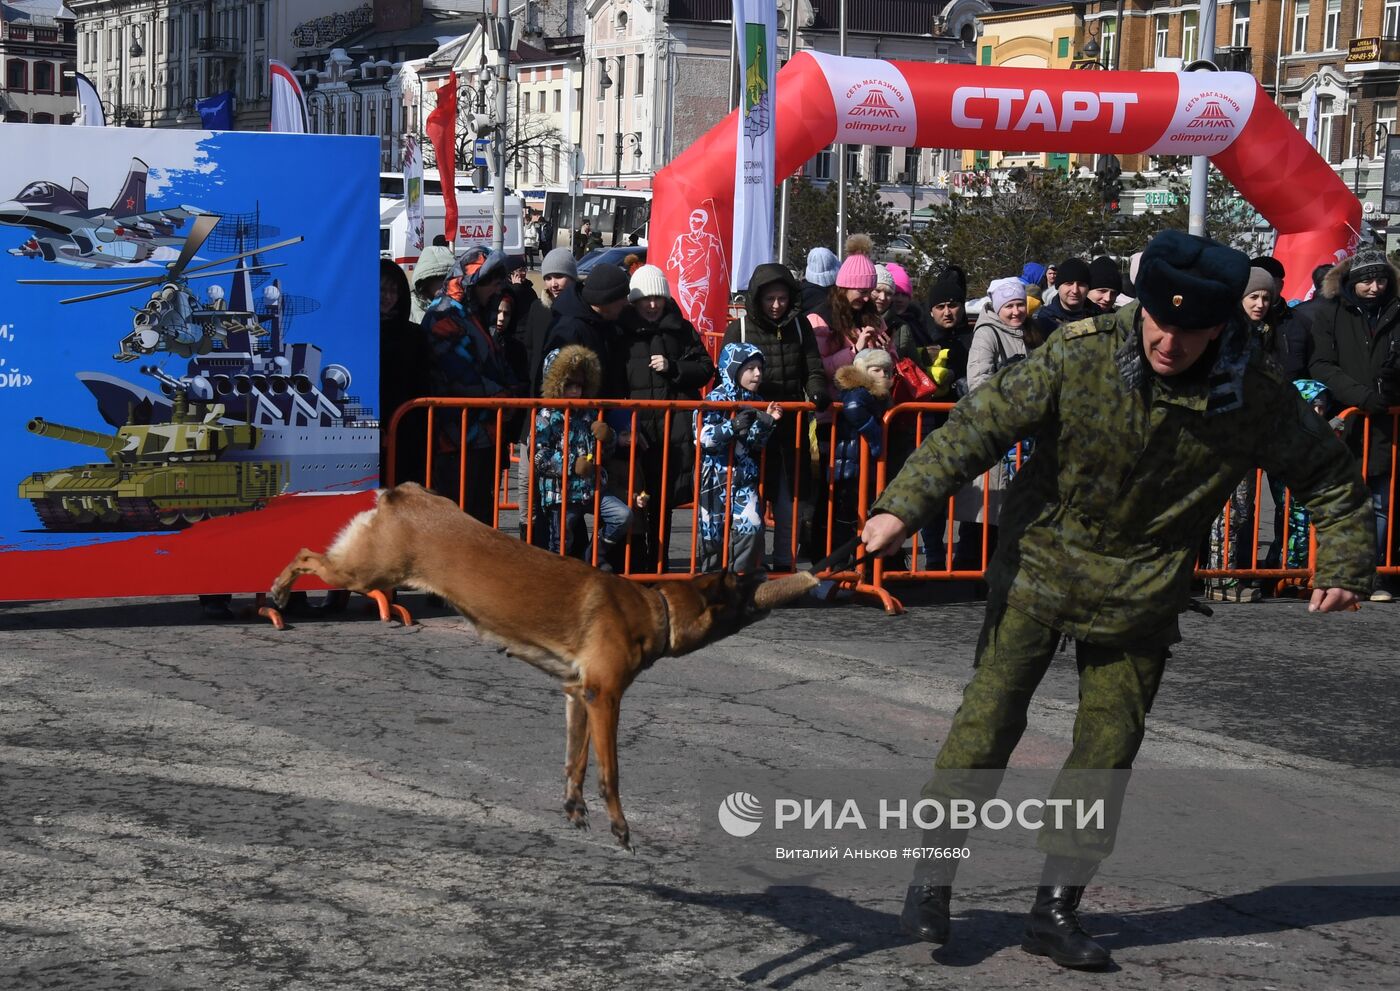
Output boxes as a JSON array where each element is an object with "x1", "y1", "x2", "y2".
[{"x1": 386, "y1": 396, "x2": 1399, "y2": 606}]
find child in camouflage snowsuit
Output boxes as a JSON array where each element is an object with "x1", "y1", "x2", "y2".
[{"x1": 696, "y1": 342, "x2": 782, "y2": 573}]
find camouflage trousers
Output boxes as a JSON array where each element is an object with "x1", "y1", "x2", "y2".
[{"x1": 923, "y1": 600, "x2": 1167, "y2": 865}]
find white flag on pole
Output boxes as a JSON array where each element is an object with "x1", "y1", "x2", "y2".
[
  {"x1": 731, "y1": 0, "x2": 778, "y2": 293},
  {"x1": 403, "y1": 134, "x2": 425, "y2": 256},
  {"x1": 74, "y1": 72, "x2": 105, "y2": 126},
  {"x1": 269, "y1": 59, "x2": 307, "y2": 133}
]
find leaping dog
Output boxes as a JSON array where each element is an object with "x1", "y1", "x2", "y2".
[{"x1": 270, "y1": 482, "x2": 817, "y2": 849}]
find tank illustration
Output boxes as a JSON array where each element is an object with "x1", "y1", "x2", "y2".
[{"x1": 18, "y1": 390, "x2": 283, "y2": 530}]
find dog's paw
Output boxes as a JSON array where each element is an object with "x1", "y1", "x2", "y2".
[{"x1": 564, "y1": 797, "x2": 589, "y2": 829}]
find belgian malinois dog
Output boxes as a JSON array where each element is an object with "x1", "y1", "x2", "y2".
[{"x1": 271, "y1": 482, "x2": 817, "y2": 849}]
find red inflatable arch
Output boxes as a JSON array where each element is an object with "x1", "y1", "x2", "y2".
[{"x1": 652, "y1": 51, "x2": 1359, "y2": 335}]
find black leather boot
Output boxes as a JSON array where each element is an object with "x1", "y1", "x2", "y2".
[
  {"x1": 1021, "y1": 884, "x2": 1111, "y2": 969},
  {"x1": 898, "y1": 829, "x2": 964, "y2": 944},
  {"x1": 900, "y1": 883, "x2": 952, "y2": 943}
]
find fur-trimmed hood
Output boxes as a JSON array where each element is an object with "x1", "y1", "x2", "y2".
[
  {"x1": 540, "y1": 344, "x2": 601, "y2": 399},
  {"x1": 1321, "y1": 254, "x2": 1400, "y2": 301},
  {"x1": 833, "y1": 362, "x2": 891, "y2": 399}
]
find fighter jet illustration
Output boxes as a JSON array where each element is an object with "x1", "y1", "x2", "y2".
[{"x1": 0, "y1": 158, "x2": 198, "y2": 269}]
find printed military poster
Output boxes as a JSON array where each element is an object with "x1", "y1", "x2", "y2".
[{"x1": 0, "y1": 123, "x2": 380, "y2": 600}]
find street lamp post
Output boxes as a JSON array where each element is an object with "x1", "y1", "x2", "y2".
[
  {"x1": 599, "y1": 55, "x2": 626, "y2": 191},
  {"x1": 116, "y1": 26, "x2": 144, "y2": 127},
  {"x1": 898, "y1": 169, "x2": 917, "y2": 220}
]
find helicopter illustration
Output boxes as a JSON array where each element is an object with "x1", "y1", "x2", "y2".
[{"x1": 16, "y1": 213, "x2": 304, "y2": 361}]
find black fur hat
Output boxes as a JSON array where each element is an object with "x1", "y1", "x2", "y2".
[
  {"x1": 1136, "y1": 230, "x2": 1250, "y2": 330},
  {"x1": 926, "y1": 265, "x2": 967, "y2": 308}
]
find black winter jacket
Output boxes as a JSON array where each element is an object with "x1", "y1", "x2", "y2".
[
  {"x1": 1308, "y1": 255, "x2": 1400, "y2": 478},
  {"x1": 540, "y1": 284, "x2": 618, "y2": 391},
  {"x1": 610, "y1": 300, "x2": 716, "y2": 447},
  {"x1": 722, "y1": 263, "x2": 827, "y2": 404}
]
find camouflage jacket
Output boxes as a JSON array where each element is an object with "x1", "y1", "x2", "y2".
[{"x1": 872, "y1": 302, "x2": 1375, "y2": 648}]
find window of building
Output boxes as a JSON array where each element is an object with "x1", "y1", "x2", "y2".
[
  {"x1": 596, "y1": 133, "x2": 605, "y2": 171},
  {"x1": 537, "y1": 89, "x2": 546, "y2": 113},
  {"x1": 1324, "y1": 0, "x2": 1342, "y2": 48},
  {"x1": 554, "y1": 88, "x2": 561, "y2": 112},
  {"x1": 60, "y1": 112, "x2": 75, "y2": 124},
  {"x1": 903, "y1": 147, "x2": 920, "y2": 182},
  {"x1": 1317, "y1": 95, "x2": 1336, "y2": 162},
  {"x1": 1232, "y1": 1, "x2": 1250, "y2": 47},
  {"x1": 635, "y1": 54, "x2": 644, "y2": 95},
  {"x1": 1101, "y1": 18, "x2": 1117, "y2": 68},
  {"x1": 7, "y1": 59, "x2": 27, "y2": 93},
  {"x1": 34, "y1": 61, "x2": 53, "y2": 92},
  {"x1": 550, "y1": 145, "x2": 560, "y2": 183},
  {"x1": 61, "y1": 64, "x2": 75, "y2": 94},
  {"x1": 845, "y1": 145, "x2": 861, "y2": 179},
  {"x1": 814, "y1": 145, "x2": 833, "y2": 181},
  {"x1": 1292, "y1": 0, "x2": 1309, "y2": 53},
  {"x1": 1376, "y1": 102, "x2": 1397, "y2": 155},
  {"x1": 4, "y1": 111, "x2": 28, "y2": 123},
  {"x1": 874, "y1": 146, "x2": 892, "y2": 183},
  {"x1": 596, "y1": 58, "x2": 606, "y2": 99},
  {"x1": 1057, "y1": 36, "x2": 1070, "y2": 59},
  {"x1": 1182, "y1": 11, "x2": 1198, "y2": 61},
  {"x1": 1387, "y1": 0, "x2": 1400, "y2": 36},
  {"x1": 33, "y1": 112, "x2": 54, "y2": 124},
  {"x1": 1154, "y1": 15, "x2": 1169, "y2": 62},
  {"x1": 256, "y1": 3, "x2": 266, "y2": 40},
  {"x1": 980, "y1": 45, "x2": 992, "y2": 65},
  {"x1": 1356, "y1": 0, "x2": 1366, "y2": 34}
]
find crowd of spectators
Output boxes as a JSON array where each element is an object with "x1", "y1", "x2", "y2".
[{"x1": 379, "y1": 230, "x2": 1400, "y2": 601}]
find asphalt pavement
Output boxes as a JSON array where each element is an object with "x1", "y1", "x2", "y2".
[{"x1": 1, "y1": 587, "x2": 1397, "y2": 990}]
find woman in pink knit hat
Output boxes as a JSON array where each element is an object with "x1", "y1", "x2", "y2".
[{"x1": 807, "y1": 236, "x2": 895, "y2": 410}]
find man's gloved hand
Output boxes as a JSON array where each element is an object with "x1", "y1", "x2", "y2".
[
  {"x1": 590, "y1": 420, "x2": 614, "y2": 443},
  {"x1": 573, "y1": 455, "x2": 594, "y2": 476},
  {"x1": 732, "y1": 407, "x2": 759, "y2": 434},
  {"x1": 1362, "y1": 391, "x2": 1390, "y2": 417},
  {"x1": 810, "y1": 391, "x2": 832, "y2": 413}
]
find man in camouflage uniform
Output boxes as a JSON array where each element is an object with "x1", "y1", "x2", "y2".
[{"x1": 862, "y1": 230, "x2": 1374, "y2": 970}]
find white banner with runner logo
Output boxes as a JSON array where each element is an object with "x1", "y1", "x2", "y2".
[
  {"x1": 403, "y1": 134, "x2": 425, "y2": 255},
  {"x1": 731, "y1": 0, "x2": 778, "y2": 293},
  {"x1": 1144, "y1": 74, "x2": 1257, "y2": 156}
]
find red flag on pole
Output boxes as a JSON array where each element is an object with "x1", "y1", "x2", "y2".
[{"x1": 425, "y1": 71, "x2": 458, "y2": 245}]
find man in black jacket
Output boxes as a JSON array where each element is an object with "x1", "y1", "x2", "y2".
[
  {"x1": 1309, "y1": 248, "x2": 1400, "y2": 600},
  {"x1": 541, "y1": 263, "x2": 629, "y2": 387}
]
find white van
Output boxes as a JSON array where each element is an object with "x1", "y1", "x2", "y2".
[{"x1": 379, "y1": 171, "x2": 524, "y2": 272}]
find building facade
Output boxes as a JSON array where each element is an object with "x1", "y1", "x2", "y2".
[
  {"x1": 67, "y1": 0, "x2": 362, "y2": 129},
  {"x1": 1, "y1": 0, "x2": 77, "y2": 124}
]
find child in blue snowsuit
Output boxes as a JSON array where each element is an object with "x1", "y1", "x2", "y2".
[
  {"x1": 533, "y1": 345, "x2": 633, "y2": 566},
  {"x1": 831, "y1": 347, "x2": 893, "y2": 551},
  {"x1": 696, "y1": 342, "x2": 783, "y2": 573}
]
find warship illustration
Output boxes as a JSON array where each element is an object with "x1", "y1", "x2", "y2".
[{"x1": 18, "y1": 210, "x2": 379, "y2": 531}]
